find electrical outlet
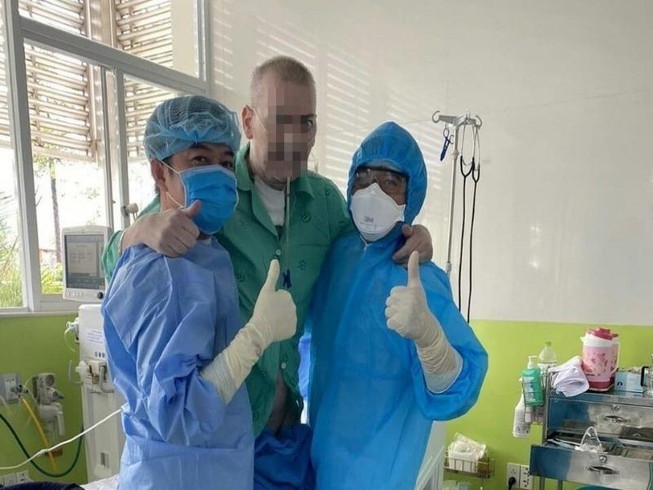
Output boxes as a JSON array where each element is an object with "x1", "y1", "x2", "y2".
[
  {"x1": 520, "y1": 464, "x2": 532, "y2": 490},
  {"x1": 507, "y1": 463, "x2": 520, "y2": 489},
  {"x1": 16, "y1": 469, "x2": 31, "y2": 482},
  {"x1": 0, "y1": 373, "x2": 22, "y2": 404},
  {"x1": 3, "y1": 472, "x2": 18, "y2": 486}
]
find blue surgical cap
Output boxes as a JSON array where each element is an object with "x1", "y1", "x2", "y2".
[{"x1": 143, "y1": 95, "x2": 241, "y2": 161}]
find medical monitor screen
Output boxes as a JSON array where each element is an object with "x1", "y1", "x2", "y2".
[{"x1": 62, "y1": 227, "x2": 110, "y2": 302}]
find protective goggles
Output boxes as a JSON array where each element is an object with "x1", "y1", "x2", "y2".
[{"x1": 353, "y1": 166, "x2": 407, "y2": 194}]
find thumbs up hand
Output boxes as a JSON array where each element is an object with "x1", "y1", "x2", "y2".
[
  {"x1": 181, "y1": 200, "x2": 202, "y2": 219},
  {"x1": 250, "y1": 260, "x2": 297, "y2": 347},
  {"x1": 200, "y1": 260, "x2": 297, "y2": 405},
  {"x1": 122, "y1": 201, "x2": 201, "y2": 257},
  {"x1": 386, "y1": 251, "x2": 441, "y2": 347}
]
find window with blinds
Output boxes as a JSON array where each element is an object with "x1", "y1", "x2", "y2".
[
  {"x1": 12, "y1": 1, "x2": 93, "y2": 159},
  {"x1": 123, "y1": 77, "x2": 178, "y2": 159},
  {"x1": 114, "y1": 0, "x2": 173, "y2": 68},
  {"x1": 124, "y1": 76, "x2": 176, "y2": 211},
  {"x1": 25, "y1": 44, "x2": 93, "y2": 160},
  {"x1": 115, "y1": 0, "x2": 177, "y2": 159},
  {"x1": 18, "y1": 0, "x2": 85, "y2": 34},
  {"x1": 1, "y1": 0, "x2": 205, "y2": 311},
  {"x1": 0, "y1": 1, "x2": 184, "y2": 157}
]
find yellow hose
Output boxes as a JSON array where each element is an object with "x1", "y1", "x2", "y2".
[{"x1": 20, "y1": 397, "x2": 58, "y2": 471}]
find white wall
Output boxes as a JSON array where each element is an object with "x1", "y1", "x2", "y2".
[{"x1": 209, "y1": 0, "x2": 653, "y2": 326}]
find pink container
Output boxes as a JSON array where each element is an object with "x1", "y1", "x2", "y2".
[
  {"x1": 581, "y1": 328, "x2": 619, "y2": 391},
  {"x1": 610, "y1": 333, "x2": 620, "y2": 374}
]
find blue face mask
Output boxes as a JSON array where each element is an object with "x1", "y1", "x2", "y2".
[{"x1": 165, "y1": 164, "x2": 238, "y2": 234}]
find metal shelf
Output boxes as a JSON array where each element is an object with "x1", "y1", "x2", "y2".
[{"x1": 444, "y1": 453, "x2": 495, "y2": 479}]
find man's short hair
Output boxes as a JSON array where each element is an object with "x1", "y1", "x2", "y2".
[{"x1": 250, "y1": 55, "x2": 316, "y2": 106}]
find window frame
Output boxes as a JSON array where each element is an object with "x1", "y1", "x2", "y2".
[{"x1": 1, "y1": 0, "x2": 212, "y2": 314}]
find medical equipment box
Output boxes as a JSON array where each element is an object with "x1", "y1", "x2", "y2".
[{"x1": 614, "y1": 369, "x2": 644, "y2": 394}]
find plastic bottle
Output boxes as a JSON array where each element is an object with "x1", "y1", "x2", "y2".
[
  {"x1": 537, "y1": 341, "x2": 558, "y2": 373},
  {"x1": 538, "y1": 342, "x2": 558, "y2": 391},
  {"x1": 512, "y1": 394, "x2": 530, "y2": 438},
  {"x1": 522, "y1": 356, "x2": 544, "y2": 407}
]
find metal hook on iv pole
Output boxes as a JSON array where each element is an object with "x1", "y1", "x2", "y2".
[
  {"x1": 431, "y1": 111, "x2": 482, "y2": 277},
  {"x1": 431, "y1": 111, "x2": 482, "y2": 129}
]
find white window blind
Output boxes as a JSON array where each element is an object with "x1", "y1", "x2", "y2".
[
  {"x1": 123, "y1": 77, "x2": 176, "y2": 159},
  {"x1": 13, "y1": 1, "x2": 93, "y2": 160},
  {"x1": 18, "y1": 0, "x2": 85, "y2": 33},
  {"x1": 25, "y1": 44, "x2": 92, "y2": 159},
  {"x1": 114, "y1": 0, "x2": 172, "y2": 67},
  {"x1": 114, "y1": 0, "x2": 174, "y2": 158},
  {"x1": 0, "y1": 1, "x2": 187, "y2": 158}
]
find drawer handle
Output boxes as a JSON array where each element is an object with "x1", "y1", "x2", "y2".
[
  {"x1": 602, "y1": 415, "x2": 630, "y2": 423},
  {"x1": 587, "y1": 465, "x2": 618, "y2": 476}
]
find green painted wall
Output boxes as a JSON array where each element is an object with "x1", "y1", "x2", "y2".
[
  {"x1": 446, "y1": 320, "x2": 653, "y2": 490},
  {"x1": 1, "y1": 315, "x2": 651, "y2": 488},
  {"x1": 0, "y1": 314, "x2": 88, "y2": 485}
]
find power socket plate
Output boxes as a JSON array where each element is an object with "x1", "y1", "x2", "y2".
[
  {"x1": 16, "y1": 470, "x2": 31, "y2": 482},
  {"x1": 0, "y1": 372, "x2": 22, "y2": 404},
  {"x1": 520, "y1": 464, "x2": 532, "y2": 490},
  {"x1": 507, "y1": 463, "x2": 520, "y2": 488},
  {"x1": 2, "y1": 472, "x2": 18, "y2": 486}
]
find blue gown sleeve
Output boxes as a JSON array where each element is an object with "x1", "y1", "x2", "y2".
[
  {"x1": 103, "y1": 252, "x2": 229, "y2": 446},
  {"x1": 409, "y1": 265, "x2": 488, "y2": 421}
]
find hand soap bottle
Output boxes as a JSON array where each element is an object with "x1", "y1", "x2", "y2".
[{"x1": 522, "y1": 355, "x2": 544, "y2": 407}]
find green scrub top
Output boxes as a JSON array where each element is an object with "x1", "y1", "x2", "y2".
[{"x1": 102, "y1": 144, "x2": 353, "y2": 435}]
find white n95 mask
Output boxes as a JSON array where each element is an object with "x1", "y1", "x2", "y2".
[{"x1": 350, "y1": 183, "x2": 405, "y2": 242}]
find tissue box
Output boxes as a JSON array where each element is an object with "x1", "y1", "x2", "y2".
[
  {"x1": 448, "y1": 448, "x2": 480, "y2": 473},
  {"x1": 614, "y1": 369, "x2": 644, "y2": 393}
]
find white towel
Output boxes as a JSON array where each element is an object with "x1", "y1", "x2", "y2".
[{"x1": 549, "y1": 356, "x2": 589, "y2": 397}]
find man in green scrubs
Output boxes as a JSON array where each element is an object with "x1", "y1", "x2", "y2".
[{"x1": 102, "y1": 55, "x2": 432, "y2": 488}]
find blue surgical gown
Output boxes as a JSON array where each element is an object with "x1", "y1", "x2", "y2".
[
  {"x1": 102, "y1": 241, "x2": 254, "y2": 490},
  {"x1": 305, "y1": 230, "x2": 488, "y2": 490}
]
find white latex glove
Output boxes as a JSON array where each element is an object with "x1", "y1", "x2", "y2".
[
  {"x1": 385, "y1": 251, "x2": 458, "y2": 375},
  {"x1": 247, "y1": 259, "x2": 297, "y2": 345},
  {"x1": 201, "y1": 260, "x2": 297, "y2": 403},
  {"x1": 120, "y1": 201, "x2": 201, "y2": 256}
]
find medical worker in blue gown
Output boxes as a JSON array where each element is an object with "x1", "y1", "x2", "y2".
[
  {"x1": 102, "y1": 95, "x2": 297, "y2": 490},
  {"x1": 304, "y1": 121, "x2": 488, "y2": 489}
]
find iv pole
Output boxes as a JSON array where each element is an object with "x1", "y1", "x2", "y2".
[{"x1": 431, "y1": 111, "x2": 482, "y2": 277}]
